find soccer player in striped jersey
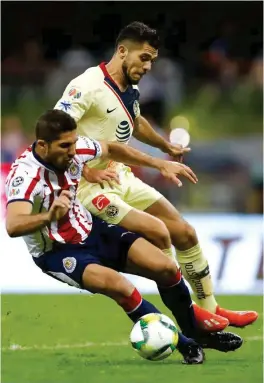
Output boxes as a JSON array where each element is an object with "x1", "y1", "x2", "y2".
[
  {"x1": 54, "y1": 21, "x2": 257, "y2": 329},
  {"x1": 5, "y1": 109, "x2": 243, "y2": 364}
]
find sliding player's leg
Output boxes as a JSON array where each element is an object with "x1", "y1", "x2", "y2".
[
  {"x1": 124, "y1": 237, "x2": 243, "y2": 353},
  {"x1": 82, "y1": 263, "x2": 204, "y2": 364},
  {"x1": 145, "y1": 196, "x2": 258, "y2": 328},
  {"x1": 75, "y1": 215, "x2": 241, "y2": 352},
  {"x1": 33, "y1": 240, "x2": 203, "y2": 364}
]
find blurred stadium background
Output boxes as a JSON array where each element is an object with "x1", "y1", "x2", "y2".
[{"x1": 1, "y1": 2, "x2": 263, "y2": 383}]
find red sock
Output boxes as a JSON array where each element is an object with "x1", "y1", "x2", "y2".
[{"x1": 118, "y1": 288, "x2": 142, "y2": 313}]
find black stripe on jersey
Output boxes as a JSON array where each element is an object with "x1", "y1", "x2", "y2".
[{"x1": 116, "y1": 132, "x2": 131, "y2": 141}]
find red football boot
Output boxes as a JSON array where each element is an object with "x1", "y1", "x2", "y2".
[
  {"x1": 193, "y1": 303, "x2": 229, "y2": 332},
  {"x1": 216, "y1": 306, "x2": 258, "y2": 328}
]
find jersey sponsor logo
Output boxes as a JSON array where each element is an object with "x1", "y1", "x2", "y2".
[
  {"x1": 9, "y1": 188, "x2": 20, "y2": 196},
  {"x1": 116, "y1": 120, "x2": 131, "y2": 143},
  {"x1": 107, "y1": 107, "x2": 117, "y2": 113},
  {"x1": 68, "y1": 87, "x2": 82, "y2": 99},
  {"x1": 58, "y1": 100, "x2": 72, "y2": 112},
  {"x1": 62, "y1": 257, "x2": 77, "y2": 273},
  {"x1": 92, "y1": 194, "x2": 110, "y2": 211},
  {"x1": 12, "y1": 176, "x2": 24, "y2": 187},
  {"x1": 105, "y1": 204, "x2": 119, "y2": 218},
  {"x1": 133, "y1": 100, "x2": 140, "y2": 117}
]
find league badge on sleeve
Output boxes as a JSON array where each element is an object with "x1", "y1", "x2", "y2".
[
  {"x1": 12, "y1": 176, "x2": 24, "y2": 187},
  {"x1": 68, "y1": 87, "x2": 82, "y2": 99},
  {"x1": 9, "y1": 188, "x2": 20, "y2": 196}
]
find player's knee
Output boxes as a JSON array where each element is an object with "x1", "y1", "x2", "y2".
[
  {"x1": 155, "y1": 258, "x2": 178, "y2": 285},
  {"x1": 171, "y1": 220, "x2": 197, "y2": 249},
  {"x1": 147, "y1": 219, "x2": 171, "y2": 249}
]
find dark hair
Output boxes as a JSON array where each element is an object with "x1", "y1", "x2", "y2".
[
  {"x1": 115, "y1": 21, "x2": 160, "y2": 50},
  {"x1": 35, "y1": 109, "x2": 77, "y2": 143}
]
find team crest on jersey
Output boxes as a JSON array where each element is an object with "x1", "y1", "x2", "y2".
[
  {"x1": 9, "y1": 188, "x2": 20, "y2": 196},
  {"x1": 133, "y1": 100, "x2": 140, "y2": 117},
  {"x1": 69, "y1": 163, "x2": 81, "y2": 178},
  {"x1": 12, "y1": 176, "x2": 24, "y2": 187},
  {"x1": 63, "y1": 257, "x2": 77, "y2": 273},
  {"x1": 68, "y1": 87, "x2": 82, "y2": 99},
  {"x1": 116, "y1": 120, "x2": 131, "y2": 143},
  {"x1": 106, "y1": 204, "x2": 119, "y2": 218}
]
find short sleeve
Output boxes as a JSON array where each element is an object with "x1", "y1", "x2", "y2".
[
  {"x1": 75, "y1": 136, "x2": 102, "y2": 164},
  {"x1": 5, "y1": 168, "x2": 41, "y2": 206},
  {"x1": 54, "y1": 83, "x2": 93, "y2": 122}
]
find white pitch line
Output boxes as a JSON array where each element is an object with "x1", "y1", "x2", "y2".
[
  {"x1": 1, "y1": 336, "x2": 262, "y2": 352},
  {"x1": 2, "y1": 341, "x2": 129, "y2": 351}
]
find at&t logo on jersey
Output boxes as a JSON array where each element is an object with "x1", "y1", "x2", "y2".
[{"x1": 116, "y1": 120, "x2": 131, "y2": 143}]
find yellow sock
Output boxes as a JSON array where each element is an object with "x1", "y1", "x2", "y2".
[
  {"x1": 162, "y1": 247, "x2": 180, "y2": 266},
  {"x1": 176, "y1": 243, "x2": 218, "y2": 313},
  {"x1": 163, "y1": 247, "x2": 174, "y2": 259}
]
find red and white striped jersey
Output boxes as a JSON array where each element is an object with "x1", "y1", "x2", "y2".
[{"x1": 5, "y1": 136, "x2": 102, "y2": 258}]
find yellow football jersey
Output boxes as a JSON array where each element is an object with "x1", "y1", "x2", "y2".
[{"x1": 54, "y1": 62, "x2": 141, "y2": 173}]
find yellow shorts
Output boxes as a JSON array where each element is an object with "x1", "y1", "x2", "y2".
[{"x1": 77, "y1": 167, "x2": 163, "y2": 224}]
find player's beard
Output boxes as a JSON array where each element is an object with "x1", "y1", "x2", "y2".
[{"x1": 122, "y1": 62, "x2": 139, "y2": 85}]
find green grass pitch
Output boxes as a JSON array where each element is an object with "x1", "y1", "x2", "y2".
[{"x1": 1, "y1": 294, "x2": 263, "y2": 383}]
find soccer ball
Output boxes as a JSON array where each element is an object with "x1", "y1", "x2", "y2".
[{"x1": 130, "y1": 313, "x2": 179, "y2": 361}]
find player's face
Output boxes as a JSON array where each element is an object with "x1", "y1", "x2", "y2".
[
  {"x1": 121, "y1": 42, "x2": 158, "y2": 85},
  {"x1": 46, "y1": 130, "x2": 78, "y2": 171}
]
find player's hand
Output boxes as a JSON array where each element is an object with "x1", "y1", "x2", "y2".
[
  {"x1": 82, "y1": 166, "x2": 120, "y2": 189},
  {"x1": 158, "y1": 161, "x2": 198, "y2": 187},
  {"x1": 165, "y1": 143, "x2": 191, "y2": 162},
  {"x1": 48, "y1": 190, "x2": 72, "y2": 221}
]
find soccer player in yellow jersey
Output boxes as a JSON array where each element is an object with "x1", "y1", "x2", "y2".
[{"x1": 55, "y1": 21, "x2": 258, "y2": 329}]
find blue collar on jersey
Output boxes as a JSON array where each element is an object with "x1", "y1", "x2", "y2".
[
  {"x1": 32, "y1": 141, "x2": 63, "y2": 173},
  {"x1": 99, "y1": 62, "x2": 136, "y2": 96},
  {"x1": 99, "y1": 62, "x2": 140, "y2": 122}
]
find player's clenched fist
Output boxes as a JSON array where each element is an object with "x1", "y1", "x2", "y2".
[
  {"x1": 48, "y1": 190, "x2": 72, "y2": 221},
  {"x1": 158, "y1": 161, "x2": 198, "y2": 187}
]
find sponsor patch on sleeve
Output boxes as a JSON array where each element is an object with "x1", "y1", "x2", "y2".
[{"x1": 92, "y1": 194, "x2": 111, "y2": 211}]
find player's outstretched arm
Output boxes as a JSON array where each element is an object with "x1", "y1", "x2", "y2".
[
  {"x1": 133, "y1": 116, "x2": 190, "y2": 158},
  {"x1": 6, "y1": 191, "x2": 72, "y2": 238},
  {"x1": 100, "y1": 141, "x2": 198, "y2": 187}
]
